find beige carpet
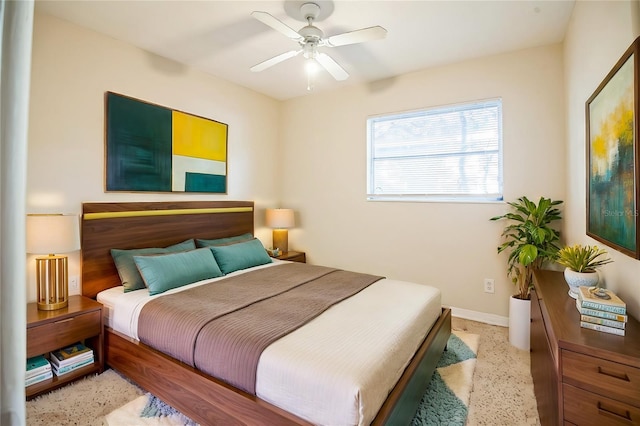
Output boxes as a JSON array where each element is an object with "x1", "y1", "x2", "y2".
[
  {"x1": 26, "y1": 318, "x2": 541, "y2": 425},
  {"x1": 453, "y1": 318, "x2": 541, "y2": 426}
]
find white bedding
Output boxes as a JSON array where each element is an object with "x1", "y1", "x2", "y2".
[{"x1": 97, "y1": 261, "x2": 441, "y2": 426}]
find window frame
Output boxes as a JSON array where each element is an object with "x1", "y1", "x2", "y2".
[{"x1": 366, "y1": 98, "x2": 504, "y2": 203}]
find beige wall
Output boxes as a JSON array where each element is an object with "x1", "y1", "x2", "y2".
[
  {"x1": 34, "y1": 5, "x2": 636, "y2": 322},
  {"x1": 564, "y1": 0, "x2": 640, "y2": 318},
  {"x1": 26, "y1": 14, "x2": 282, "y2": 302},
  {"x1": 280, "y1": 44, "x2": 566, "y2": 319}
]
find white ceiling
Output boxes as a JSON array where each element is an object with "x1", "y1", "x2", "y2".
[{"x1": 35, "y1": 0, "x2": 576, "y2": 100}]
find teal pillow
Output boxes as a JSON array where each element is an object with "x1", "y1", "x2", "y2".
[
  {"x1": 133, "y1": 248, "x2": 223, "y2": 296},
  {"x1": 195, "y1": 233, "x2": 254, "y2": 248},
  {"x1": 111, "y1": 239, "x2": 196, "y2": 292},
  {"x1": 209, "y1": 238, "x2": 272, "y2": 275}
]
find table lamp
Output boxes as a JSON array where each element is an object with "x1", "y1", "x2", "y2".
[
  {"x1": 265, "y1": 208, "x2": 294, "y2": 253},
  {"x1": 26, "y1": 214, "x2": 80, "y2": 310}
]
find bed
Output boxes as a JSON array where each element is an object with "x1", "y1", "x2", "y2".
[{"x1": 81, "y1": 201, "x2": 451, "y2": 426}]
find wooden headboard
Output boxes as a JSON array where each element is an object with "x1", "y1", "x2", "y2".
[{"x1": 81, "y1": 201, "x2": 254, "y2": 299}]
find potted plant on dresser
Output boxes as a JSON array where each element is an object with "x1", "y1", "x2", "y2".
[
  {"x1": 555, "y1": 244, "x2": 613, "y2": 299},
  {"x1": 490, "y1": 196, "x2": 563, "y2": 350}
]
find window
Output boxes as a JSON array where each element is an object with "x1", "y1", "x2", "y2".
[{"x1": 367, "y1": 99, "x2": 503, "y2": 202}]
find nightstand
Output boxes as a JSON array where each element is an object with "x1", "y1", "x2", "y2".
[
  {"x1": 26, "y1": 295, "x2": 104, "y2": 399},
  {"x1": 273, "y1": 251, "x2": 306, "y2": 263}
]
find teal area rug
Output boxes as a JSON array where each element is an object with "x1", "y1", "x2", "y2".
[
  {"x1": 412, "y1": 330, "x2": 479, "y2": 425},
  {"x1": 105, "y1": 330, "x2": 479, "y2": 425}
]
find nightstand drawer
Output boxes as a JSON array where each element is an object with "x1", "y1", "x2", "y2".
[
  {"x1": 283, "y1": 253, "x2": 305, "y2": 263},
  {"x1": 563, "y1": 383, "x2": 640, "y2": 425},
  {"x1": 562, "y1": 350, "x2": 640, "y2": 406},
  {"x1": 27, "y1": 311, "x2": 101, "y2": 357}
]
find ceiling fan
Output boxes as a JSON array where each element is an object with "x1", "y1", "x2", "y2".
[{"x1": 250, "y1": 2, "x2": 387, "y2": 85}]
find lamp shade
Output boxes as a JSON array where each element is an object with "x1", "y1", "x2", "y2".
[
  {"x1": 26, "y1": 214, "x2": 80, "y2": 254},
  {"x1": 266, "y1": 208, "x2": 294, "y2": 229}
]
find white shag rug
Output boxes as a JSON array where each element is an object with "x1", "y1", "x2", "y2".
[
  {"x1": 105, "y1": 394, "x2": 198, "y2": 426},
  {"x1": 26, "y1": 369, "x2": 144, "y2": 425}
]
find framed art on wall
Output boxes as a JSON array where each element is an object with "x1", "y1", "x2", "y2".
[
  {"x1": 586, "y1": 36, "x2": 640, "y2": 259},
  {"x1": 105, "y1": 92, "x2": 228, "y2": 193}
]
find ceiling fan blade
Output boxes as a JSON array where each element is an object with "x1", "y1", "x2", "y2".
[
  {"x1": 316, "y1": 53, "x2": 349, "y2": 81},
  {"x1": 325, "y1": 26, "x2": 387, "y2": 47},
  {"x1": 251, "y1": 11, "x2": 303, "y2": 41},
  {"x1": 250, "y1": 50, "x2": 302, "y2": 72}
]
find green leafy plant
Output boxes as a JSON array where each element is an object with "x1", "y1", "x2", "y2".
[
  {"x1": 490, "y1": 196, "x2": 563, "y2": 300},
  {"x1": 556, "y1": 244, "x2": 613, "y2": 273}
]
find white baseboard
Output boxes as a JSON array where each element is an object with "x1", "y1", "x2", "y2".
[{"x1": 448, "y1": 306, "x2": 509, "y2": 327}]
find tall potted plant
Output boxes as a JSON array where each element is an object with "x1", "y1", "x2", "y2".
[{"x1": 490, "y1": 196, "x2": 563, "y2": 349}]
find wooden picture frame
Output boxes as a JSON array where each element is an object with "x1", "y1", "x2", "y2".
[
  {"x1": 586, "y1": 36, "x2": 640, "y2": 259},
  {"x1": 105, "y1": 92, "x2": 228, "y2": 193}
]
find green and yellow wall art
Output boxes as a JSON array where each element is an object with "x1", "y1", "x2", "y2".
[
  {"x1": 587, "y1": 37, "x2": 640, "y2": 259},
  {"x1": 106, "y1": 92, "x2": 228, "y2": 193}
]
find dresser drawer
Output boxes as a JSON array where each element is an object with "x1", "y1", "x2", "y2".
[
  {"x1": 27, "y1": 311, "x2": 101, "y2": 357},
  {"x1": 562, "y1": 350, "x2": 640, "y2": 407},
  {"x1": 563, "y1": 383, "x2": 640, "y2": 425}
]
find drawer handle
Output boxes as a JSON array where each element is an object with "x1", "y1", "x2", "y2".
[
  {"x1": 597, "y1": 402, "x2": 633, "y2": 423},
  {"x1": 54, "y1": 318, "x2": 75, "y2": 324},
  {"x1": 598, "y1": 366, "x2": 630, "y2": 382}
]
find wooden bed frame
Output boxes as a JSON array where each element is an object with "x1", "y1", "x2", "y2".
[{"x1": 81, "y1": 201, "x2": 451, "y2": 425}]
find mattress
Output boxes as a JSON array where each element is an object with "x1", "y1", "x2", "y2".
[{"x1": 97, "y1": 261, "x2": 441, "y2": 426}]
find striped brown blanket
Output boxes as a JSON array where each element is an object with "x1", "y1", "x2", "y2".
[{"x1": 137, "y1": 262, "x2": 383, "y2": 393}]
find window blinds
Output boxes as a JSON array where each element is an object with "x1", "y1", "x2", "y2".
[{"x1": 367, "y1": 99, "x2": 503, "y2": 201}]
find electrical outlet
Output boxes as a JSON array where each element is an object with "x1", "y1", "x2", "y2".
[
  {"x1": 483, "y1": 278, "x2": 495, "y2": 294},
  {"x1": 69, "y1": 276, "x2": 79, "y2": 293}
]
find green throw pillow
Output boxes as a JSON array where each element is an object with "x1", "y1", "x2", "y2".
[
  {"x1": 209, "y1": 238, "x2": 272, "y2": 275},
  {"x1": 195, "y1": 233, "x2": 254, "y2": 248},
  {"x1": 111, "y1": 239, "x2": 196, "y2": 292},
  {"x1": 133, "y1": 248, "x2": 223, "y2": 296}
]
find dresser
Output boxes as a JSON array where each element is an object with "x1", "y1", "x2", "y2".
[{"x1": 531, "y1": 270, "x2": 640, "y2": 425}]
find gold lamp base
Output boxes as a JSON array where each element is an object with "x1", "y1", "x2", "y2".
[
  {"x1": 35, "y1": 254, "x2": 69, "y2": 311},
  {"x1": 272, "y1": 229, "x2": 289, "y2": 253}
]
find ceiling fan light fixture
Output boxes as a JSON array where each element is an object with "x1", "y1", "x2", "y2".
[
  {"x1": 303, "y1": 42, "x2": 317, "y2": 59},
  {"x1": 305, "y1": 57, "x2": 319, "y2": 75},
  {"x1": 305, "y1": 58, "x2": 319, "y2": 92}
]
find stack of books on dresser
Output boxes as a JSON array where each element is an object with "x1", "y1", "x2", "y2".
[
  {"x1": 50, "y1": 342, "x2": 94, "y2": 376},
  {"x1": 26, "y1": 355, "x2": 52, "y2": 387},
  {"x1": 575, "y1": 285, "x2": 627, "y2": 336}
]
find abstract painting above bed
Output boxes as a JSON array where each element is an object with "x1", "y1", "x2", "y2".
[{"x1": 105, "y1": 92, "x2": 228, "y2": 194}]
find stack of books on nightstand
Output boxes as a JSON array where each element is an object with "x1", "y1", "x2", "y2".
[
  {"x1": 50, "y1": 342, "x2": 94, "y2": 376},
  {"x1": 26, "y1": 355, "x2": 52, "y2": 387},
  {"x1": 576, "y1": 285, "x2": 627, "y2": 336}
]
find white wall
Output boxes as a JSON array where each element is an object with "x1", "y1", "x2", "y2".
[
  {"x1": 564, "y1": 0, "x2": 640, "y2": 318},
  {"x1": 280, "y1": 44, "x2": 566, "y2": 318},
  {"x1": 26, "y1": 14, "x2": 282, "y2": 302}
]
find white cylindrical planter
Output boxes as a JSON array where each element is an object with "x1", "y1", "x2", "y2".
[{"x1": 509, "y1": 295, "x2": 531, "y2": 351}]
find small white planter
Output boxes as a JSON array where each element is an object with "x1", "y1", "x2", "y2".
[
  {"x1": 509, "y1": 295, "x2": 531, "y2": 351},
  {"x1": 563, "y1": 268, "x2": 599, "y2": 299}
]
